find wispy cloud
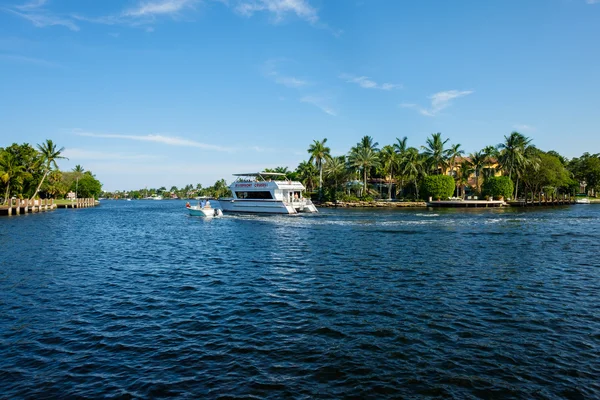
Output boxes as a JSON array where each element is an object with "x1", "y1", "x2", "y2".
[
  {"x1": 4, "y1": 0, "x2": 80, "y2": 31},
  {"x1": 14, "y1": 0, "x2": 48, "y2": 10},
  {"x1": 340, "y1": 74, "x2": 402, "y2": 91},
  {"x1": 0, "y1": 53, "x2": 60, "y2": 68},
  {"x1": 235, "y1": 0, "x2": 318, "y2": 23},
  {"x1": 263, "y1": 59, "x2": 308, "y2": 88},
  {"x1": 400, "y1": 89, "x2": 474, "y2": 117},
  {"x1": 62, "y1": 148, "x2": 164, "y2": 161},
  {"x1": 586, "y1": 0, "x2": 600, "y2": 4},
  {"x1": 122, "y1": 0, "x2": 200, "y2": 18},
  {"x1": 71, "y1": 0, "x2": 200, "y2": 27},
  {"x1": 513, "y1": 124, "x2": 536, "y2": 132},
  {"x1": 74, "y1": 130, "x2": 234, "y2": 152},
  {"x1": 300, "y1": 95, "x2": 336, "y2": 116}
]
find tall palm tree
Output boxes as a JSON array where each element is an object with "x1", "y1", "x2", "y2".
[
  {"x1": 30, "y1": 139, "x2": 66, "y2": 201},
  {"x1": 497, "y1": 132, "x2": 533, "y2": 198},
  {"x1": 456, "y1": 160, "x2": 473, "y2": 198},
  {"x1": 0, "y1": 152, "x2": 28, "y2": 204},
  {"x1": 393, "y1": 137, "x2": 409, "y2": 196},
  {"x1": 73, "y1": 165, "x2": 84, "y2": 198},
  {"x1": 468, "y1": 151, "x2": 487, "y2": 193},
  {"x1": 348, "y1": 146, "x2": 379, "y2": 197},
  {"x1": 307, "y1": 138, "x2": 331, "y2": 198},
  {"x1": 323, "y1": 155, "x2": 347, "y2": 196},
  {"x1": 421, "y1": 132, "x2": 449, "y2": 174},
  {"x1": 445, "y1": 143, "x2": 464, "y2": 178},
  {"x1": 359, "y1": 135, "x2": 379, "y2": 152},
  {"x1": 400, "y1": 147, "x2": 426, "y2": 199},
  {"x1": 379, "y1": 145, "x2": 399, "y2": 199}
]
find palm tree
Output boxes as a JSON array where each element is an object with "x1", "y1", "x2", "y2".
[
  {"x1": 73, "y1": 165, "x2": 84, "y2": 198},
  {"x1": 379, "y1": 145, "x2": 399, "y2": 199},
  {"x1": 393, "y1": 136, "x2": 409, "y2": 196},
  {"x1": 30, "y1": 139, "x2": 66, "y2": 201},
  {"x1": 0, "y1": 152, "x2": 28, "y2": 204},
  {"x1": 468, "y1": 151, "x2": 486, "y2": 193},
  {"x1": 359, "y1": 135, "x2": 379, "y2": 152},
  {"x1": 296, "y1": 160, "x2": 318, "y2": 192},
  {"x1": 307, "y1": 138, "x2": 331, "y2": 198},
  {"x1": 497, "y1": 132, "x2": 533, "y2": 198},
  {"x1": 323, "y1": 155, "x2": 347, "y2": 198},
  {"x1": 348, "y1": 146, "x2": 379, "y2": 197},
  {"x1": 421, "y1": 132, "x2": 449, "y2": 174},
  {"x1": 456, "y1": 160, "x2": 473, "y2": 198},
  {"x1": 445, "y1": 143, "x2": 464, "y2": 177},
  {"x1": 399, "y1": 147, "x2": 426, "y2": 199}
]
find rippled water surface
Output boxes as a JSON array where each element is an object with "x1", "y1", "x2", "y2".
[{"x1": 1, "y1": 201, "x2": 599, "y2": 398}]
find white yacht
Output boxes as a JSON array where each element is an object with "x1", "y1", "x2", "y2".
[{"x1": 218, "y1": 172, "x2": 318, "y2": 214}]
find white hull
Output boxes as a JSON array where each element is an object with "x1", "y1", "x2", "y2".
[
  {"x1": 188, "y1": 205, "x2": 222, "y2": 217},
  {"x1": 575, "y1": 198, "x2": 590, "y2": 204},
  {"x1": 219, "y1": 199, "x2": 317, "y2": 214}
]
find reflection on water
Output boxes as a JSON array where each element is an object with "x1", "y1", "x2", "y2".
[{"x1": 1, "y1": 201, "x2": 599, "y2": 398}]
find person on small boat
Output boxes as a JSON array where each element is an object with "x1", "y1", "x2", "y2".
[{"x1": 186, "y1": 202, "x2": 190, "y2": 208}]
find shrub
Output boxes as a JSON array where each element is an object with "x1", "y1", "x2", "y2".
[
  {"x1": 339, "y1": 194, "x2": 360, "y2": 202},
  {"x1": 482, "y1": 176, "x2": 514, "y2": 199},
  {"x1": 421, "y1": 175, "x2": 455, "y2": 200}
]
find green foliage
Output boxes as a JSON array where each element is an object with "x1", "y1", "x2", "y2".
[
  {"x1": 482, "y1": 176, "x2": 514, "y2": 199},
  {"x1": 339, "y1": 193, "x2": 360, "y2": 202},
  {"x1": 421, "y1": 175, "x2": 455, "y2": 199},
  {"x1": 69, "y1": 172, "x2": 102, "y2": 199}
]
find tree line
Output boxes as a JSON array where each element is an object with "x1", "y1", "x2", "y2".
[
  {"x1": 290, "y1": 132, "x2": 597, "y2": 202},
  {"x1": 0, "y1": 140, "x2": 102, "y2": 204}
]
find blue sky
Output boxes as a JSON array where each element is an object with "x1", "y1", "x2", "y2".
[{"x1": 1, "y1": 0, "x2": 599, "y2": 191}]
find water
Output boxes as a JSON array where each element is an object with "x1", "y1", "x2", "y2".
[{"x1": 1, "y1": 201, "x2": 599, "y2": 398}]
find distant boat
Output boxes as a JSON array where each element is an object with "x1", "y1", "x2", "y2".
[{"x1": 575, "y1": 198, "x2": 590, "y2": 204}]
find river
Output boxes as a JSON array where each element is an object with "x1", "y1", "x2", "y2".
[{"x1": 1, "y1": 201, "x2": 599, "y2": 398}]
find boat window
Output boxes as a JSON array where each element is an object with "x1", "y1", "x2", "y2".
[{"x1": 235, "y1": 191, "x2": 273, "y2": 199}]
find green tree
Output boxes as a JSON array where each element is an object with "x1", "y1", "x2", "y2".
[
  {"x1": 296, "y1": 160, "x2": 317, "y2": 192},
  {"x1": 307, "y1": 138, "x2": 330, "y2": 198},
  {"x1": 379, "y1": 145, "x2": 399, "y2": 199},
  {"x1": 421, "y1": 175, "x2": 455, "y2": 200},
  {"x1": 393, "y1": 136, "x2": 409, "y2": 196},
  {"x1": 30, "y1": 139, "x2": 66, "y2": 200},
  {"x1": 0, "y1": 151, "x2": 29, "y2": 203},
  {"x1": 348, "y1": 146, "x2": 379, "y2": 197},
  {"x1": 468, "y1": 151, "x2": 487, "y2": 194},
  {"x1": 323, "y1": 155, "x2": 347, "y2": 200},
  {"x1": 71, "y1": 172, "x2": 102, "y2": 199},
  {"x1": 482, "y1": 176, "x2": 514, "y2": 199},
  {"x1": 399, "y1": 147, "x2": 426, "y2": 199},
  {"x1": 421, "y1": 132, "x2": 449, "y2": 174}
]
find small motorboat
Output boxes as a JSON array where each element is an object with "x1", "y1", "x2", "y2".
[
  {"x1": 575, "y1": 197, "x2": 590, "y2": 204},
  {"x1": 186, "y1": 198, "x2": 223, "y2": 218}
]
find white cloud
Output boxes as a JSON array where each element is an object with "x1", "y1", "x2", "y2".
[
  {"x1": 400, "y1": 89, "x2": 474, "y2": 117},
  {"x1": 263, "y1": 59, "x2": 308, "y2": 88},
  {"x1": 5, "y1": 7, "x2": 80, "y2": 31},
  {"x1": 340, "y1": 74, "x2": 402, "y2": 91},
  {"x1": 235, "y1": 0, "x2": 318, "y2": 23},
  {"x1": 122, "y1": 0, "x2": 199, "y2": 18},
  {"x1": 513, "y1": 124, "x2": 536, "y2": 132},
  {"x1": 74, "y1": 130, "x2": 234, "y2": 152},
  {"x1": 14, "y1": 0, "x2": 47, "y2": 10},
  {"x1": 62, "y1": 148, "x2": 164, "y2": 161},
  {"x1": 586, "y1": 0, "x2": 600, "y2": 4},
  {"x1": 300, "y1": 96, "x2": 336, "y2": 116}
]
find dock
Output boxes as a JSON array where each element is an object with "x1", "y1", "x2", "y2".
[{"x1": 0, "y1": 198, "x2": 97, "y2": 216}]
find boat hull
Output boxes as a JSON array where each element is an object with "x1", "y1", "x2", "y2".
[
  {"x1": 188, "y1": 206, "x2": 221, "y2": 217},
  {"x1": 218, "y1": 199, "x2": 317, "y2": 214}
]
